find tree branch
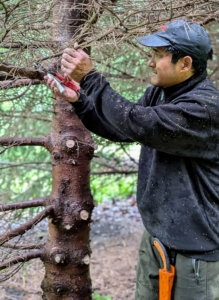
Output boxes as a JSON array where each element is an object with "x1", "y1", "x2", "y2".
[
  {"x1": 0, "y1": 205, "x2": 54, "y2": 246},
  {"x1": 0, "y1": 161, "x2": 51, "y2": 172},
  {"x1": 92, "y1": 170, "x2": 137, "y2": 175},
  {"x1": 0, "y1": 112, "x2": 51, "y2": 122},
  {"x1": 1, "y1": 41, "x2": 59, "y2": 49},
  {"x1": 0, "y1": 63, "x2": 44, "y2": 80},
  {"x1": 200, "y1": 14, "x2": 219, "y2": 25},
  {"x1": 0, "y1": 137, "x2": 48, "y2": 148},
  {"x1": 0, "y1": 250, "x2": 42, "y2": 271},
  {"x1": 0, "y1": 79, "x2": 43, "y2": 89},
  {"x1": 1, "y1": 242, "x2": 44, "y2": 250},
  {"x1": 0, "y1": 198, "x2": 47, "y2": 212}
]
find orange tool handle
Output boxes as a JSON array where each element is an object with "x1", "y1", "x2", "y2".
[
  {"x1": 153, "y1": 240, "x2": 169, "y2": 270},
  {"x1": 153, "y1": 239, "x2": 175, "y2": 300},
  {"x1": 159, "y1": 266, "x2": 175, "y2": 300},
  {"x1": 55, "y1": 73, "x2": 80, "y2": 93}
]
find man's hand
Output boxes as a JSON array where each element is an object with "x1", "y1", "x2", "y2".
[
  {"x1": 44, "y1": 75, "x2": 80, "y2": 103},
  {"x1": 61, "y1": 47, "x2": 94, "y2": 83}
]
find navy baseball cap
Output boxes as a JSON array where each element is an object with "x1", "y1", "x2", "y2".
[{"x1": 137, "y1": 19, "x2": 212, "y2": 61}]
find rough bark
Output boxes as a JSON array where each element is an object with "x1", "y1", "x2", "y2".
[
  {"x1": 41, "y1": 98, "x2": 95, "y2": 300},
  {"x1": 40, "y1": 1, "x2": 95, "y2": 299}
]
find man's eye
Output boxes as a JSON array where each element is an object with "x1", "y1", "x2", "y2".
[{"x1": 147, "y1": 50, "x2": 153, "y2": 58}]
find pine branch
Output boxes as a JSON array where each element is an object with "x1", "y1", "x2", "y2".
[
  {"x1": 0, "y1": 112, "x2": 51, "y2": 122},
  {"x1": 92, "y1": 170, "x2": 137, "y2": 175},
  {"x1": 0, "y1": 79, "x2": 43, "y2": 89},
  {"x1": 0, "y1": 137, "x2": 48, "y2": 150},
  {"x1": 1, "y1": 41, "x2": 59, "y2": 49},
  {"x1": 0, "y1": 250, "x2": 42, "y2": 271},
  {"x1": 0, "y1": 198, "x2": 46, "y2": 212},
  {"x1": 0, "y1": 63, "x2": 44, "y2": 80},
  {"x1": 1, "y1": 242, "x2": 44, "y2": 250},
  {"x1": 0, "y1": 205, "x2": 54, "y2": 246},
  {"x1": 0, "y1": 161, "x2": 51, "y2": 172}
]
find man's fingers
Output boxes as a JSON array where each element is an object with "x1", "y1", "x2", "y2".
[
  {"x1": 74, "y1": 42, "x2": 79, "y2": 49},
  {"x1": 76, "y1": 48, "x2": 89, "y2": 58},
  {"x1": 44, "y1": 76, "x2": 53, "y2": 87},
  {"x1": 61, "y1": 56, "x2": 77, "y2": 67},
  {"x1": 61, "y1": 58, "x2": 81, "y2": 76},
  {"x1": 62, "y1": 52, "x2": 77, "y2": 63},
  {"x1": 63, "y1": 48, "x2": 77, "y2": 57},
  {"x1": 44, "y1": 76, "x2": 61, "y2": 94},
  {"x1": 50, "y1": 80, "x2": 57, "y2": 90},
  {"x1": 63, "y1": 48, "x2": 89, "y2": 61}
]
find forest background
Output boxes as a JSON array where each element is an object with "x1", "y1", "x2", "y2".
[{"x1": 0, "y1": 0, "x2": 219, "y2": 299}]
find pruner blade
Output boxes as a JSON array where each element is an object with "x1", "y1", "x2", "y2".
[{"x1": 34, "y1": 62, "x2": 65, "y2": 94}]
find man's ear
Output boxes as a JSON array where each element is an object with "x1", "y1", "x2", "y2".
[{"x1": 181, "y1": 56, "x2": 193, "y2": 72}]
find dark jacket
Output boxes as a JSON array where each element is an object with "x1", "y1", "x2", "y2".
[{"x1": 73, "y1": 70, "x2": 219, "y2": 261}]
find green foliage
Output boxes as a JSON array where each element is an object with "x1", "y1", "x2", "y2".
[
  {"x1": 0, "y1": 84, "x2": 52, "y2": 203},
  {"x1": 90, "y1": 143, "x2": 139, "y2": 203},
  {"x1": 93, "y1": 43, "x2": 150, "y2": 101},
  {"x1": 91, "y1": 173, "x2": 137, "y2": 203},
  {"x1": 93, "y1": 293, "x2": 111, "y2": 300}
]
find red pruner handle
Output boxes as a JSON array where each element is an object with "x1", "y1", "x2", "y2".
[{"x1": 55, "y1": 73, "x2": 80, "y2": 93}]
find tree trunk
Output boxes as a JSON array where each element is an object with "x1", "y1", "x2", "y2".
[{"x1": 41, "y1": 1, "x2": 95, "y2": 299}]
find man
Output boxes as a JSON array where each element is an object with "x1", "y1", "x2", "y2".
[{"x1": 46, "y1": 19, "x2": 219, "y2": 299}]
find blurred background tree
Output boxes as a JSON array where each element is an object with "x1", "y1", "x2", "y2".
[
  {"x1": 1, "y1": 0, "x2": 219, "y2": 205},
  {"x1": 0, "y1": 0, "x2": 219, "y2": 298}
]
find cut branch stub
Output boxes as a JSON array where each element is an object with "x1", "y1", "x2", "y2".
[
  {"x1": 66, "y1": 139, "x2": 75, "y2": 148},
  {"x1": 82, "y1": 254, "x2": 90, "y2": 265},
  {"x1": 80, "y1": 210, "x2": 89, "y2": 221},
  {"x1": 50, "y1": 199, "x2": 92, "y2": 231},
  {"x1": 50, "y1": 247, "x2": 68, "y2": 265}
]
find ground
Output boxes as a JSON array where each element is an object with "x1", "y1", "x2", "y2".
[{"x1": 0, "y1": 198, "x2": 144, "y2": 300}]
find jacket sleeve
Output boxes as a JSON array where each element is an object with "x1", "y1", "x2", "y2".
[
  {"x1": 74, "y1": 71, "x2": 213, "y2": 158},
  {"x1": 73, "y1": 70, "x2": 146, "y2": 142}
]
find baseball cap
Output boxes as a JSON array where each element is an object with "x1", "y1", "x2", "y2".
[{"x1": 137, "y1": 19, "x2": 212, "y2": 61}]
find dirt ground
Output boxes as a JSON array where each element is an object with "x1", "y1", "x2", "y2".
[{"x1": 0, "y1": 198, "x2": 144, "y2": 300}]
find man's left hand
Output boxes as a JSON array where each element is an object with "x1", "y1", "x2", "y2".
[
  {"x1": 44, "y1": 75, "x2": 80, "y2": 103},
  {"x1": 61, "y1": 47, "x2": 94, "y2": 83}
]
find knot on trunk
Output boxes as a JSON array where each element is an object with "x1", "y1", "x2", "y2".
[{"x1": 50, "y1": 247, "x2": 69, "y2": 265}]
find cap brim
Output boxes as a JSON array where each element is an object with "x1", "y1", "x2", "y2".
[{"x1": 137, "y1": 34, "x2": 171, "y2": 47}]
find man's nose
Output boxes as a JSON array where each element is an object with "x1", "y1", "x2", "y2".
[{"x1": 147, "y1": 57, "x2": 155, "y2": 68}]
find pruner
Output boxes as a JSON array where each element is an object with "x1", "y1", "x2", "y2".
[{"x1": 34, "y1": 62, "x2": 80, "y2": 94}]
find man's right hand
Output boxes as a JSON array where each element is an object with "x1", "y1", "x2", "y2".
[
  {"x1": 61, "y1": 47, "x2": 94, "y2": 83},
  {"x1": 44, "y1": 75, "x2": 80, "y2": 103}
]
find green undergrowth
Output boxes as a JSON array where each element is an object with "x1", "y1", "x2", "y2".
[{"x1": 93, "y1": 293, "x2": 111, "y2": 300}]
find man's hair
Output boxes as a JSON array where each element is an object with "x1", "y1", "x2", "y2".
[{"x1": 165, "y1": 46, "x2": 213, "y2": 75}]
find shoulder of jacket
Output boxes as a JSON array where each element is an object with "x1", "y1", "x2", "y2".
[
  {"x1": 194, "y1": 77, "x2": 217, "y2": 92},
  {"x1": 145, "y1": 85, "x2": 162, "y2": 97}
]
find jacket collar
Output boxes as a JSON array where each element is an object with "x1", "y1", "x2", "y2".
[{"x1": 163, "y1": 70, "x2": 207, "y2": 102}]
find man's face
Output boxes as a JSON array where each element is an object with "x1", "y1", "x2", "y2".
[{"x1": 147, "y1": 47, "x2": 186, "y2": 88}]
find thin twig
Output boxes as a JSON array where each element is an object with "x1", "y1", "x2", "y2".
[
  {"x1": 0, "y1": 137, "x2": 48, "y2": 148},
  {"x1": 0, "y1": 79, "x2": 43, "y2": 90},
  {"x1": 1, "y1": 242, "x2": 44, "y2": 250},
  {"x1": 0, "y1": 205, "x2": 53, "y2": 246},
  {"x1": 0, "y1": 198, "x2": 47, "y2": 212},
  {"x1": 92, "y1": 170, "x2": 137, "y2": 175},
  {"x1": 0, "y1": 250, "x2": 42, "y2": 271}
]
